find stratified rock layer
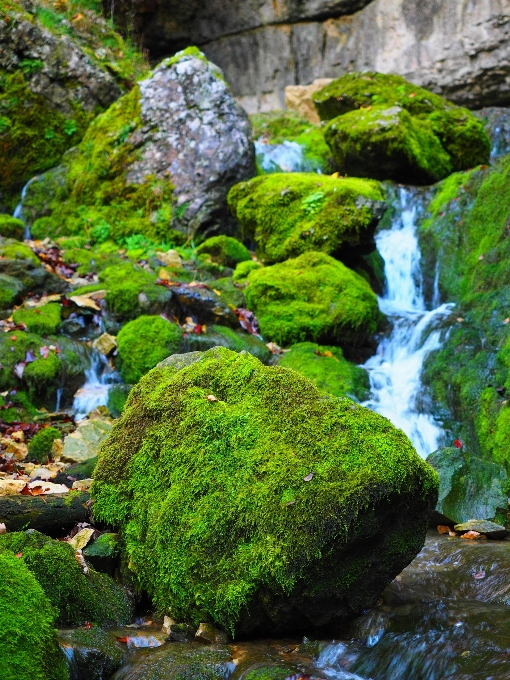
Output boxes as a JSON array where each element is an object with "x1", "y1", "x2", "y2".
[{"x1": 92, "y1": 347, "x2": 438, "y2": 636}]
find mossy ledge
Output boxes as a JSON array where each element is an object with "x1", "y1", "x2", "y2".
[{"x1": 92, "y1": 347, "x2": 438, "y2": 637}]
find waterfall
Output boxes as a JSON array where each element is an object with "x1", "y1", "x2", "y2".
[
  {"x1": 13, "y1": 176, "x2": 38, "y2": 239},
  {"x1": 254, "y1": 139, "x2": 321, "y2": 173},
  {"x1": 362, "y1": 187, "x2": 454, "y2": 459},
  {"x1": 72, "y1": 351, "x2": 119, "y2": 420}
]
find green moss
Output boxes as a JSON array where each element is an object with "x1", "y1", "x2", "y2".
[
  {"x1": 22, "y1": 85, "x2": 175, "y2": 242},
  {"x1": 250, "y1": 110, "x2": 331, "y2": 173},
  {"x1": 244, "y1": 251, "x2": 382, "y2": 350},
  {"x1": 0, "y1": 531, "x2": 132, "y2": 626},
  {"x1": 314, "y1": 72, "x2": 490, "y2": 184},
  {"x1": 228, "y1": 173, "x2": 385, "y2": 264},
  {"x1": 117, "y1": 315, "x2": 182, "y2": 383},
  {"x1": 13, "y1": 303, "x2": 62, "y2": 335},
  {"x1": 0, "y1": 239, "x2": 39, "y2": 264},
  {"x1": 0, "y1": 214, "x2": 24, "y2": 239},
  {"x1": 232, "y1": 260, "x2": 262, "y2": 282},
  {"x1": 183, "y1": 324, "x2": 271, "y2": 363},
  {"x1": 0, "y1": 331, "x2": 61, "y2": 393},
  {"x1": 92, "y1": 347, "x2": 438, "y2": 635},
  {"x1": 28, "y1": 426, "x2": 61, "y2": 463},
  {"x1": 58, "y1": 627, "x2": 124, "y2": 680},
  {"x1": 107, "y1": 384, "x2": 133, "y2": 417},
  {"x1": 0, "y1": 272, "x2": 24, "y2": 308},
  {"x1": 98, "y1": 262, "x2": 170, "y2": 320},
  {"x1": 208, "y1": 276, "x2": 246, "y2": 308},
  {"x1": 0, "y1": 389, "x2": 38, "y2": 423},
  {"x1": 0, "y1": 549, "x2": 68, "y2": 680},
  {"x1": 196, "y1": 236, "x2": 251, "y2": 268},
  {"x1": 278, "y1": 342, "x2": 369, "y2": 401}
]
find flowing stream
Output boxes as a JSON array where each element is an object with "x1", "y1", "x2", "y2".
[
  {"x1": 72, "y1": 351, "x2": 118, "y2": 420},
  {"x1": 361, "y1": 188, "x2": 453, "y2": 459}
]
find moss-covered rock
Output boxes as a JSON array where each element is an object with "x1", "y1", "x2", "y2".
[
  {"x1": 182, "y1": 325, "x2": 271, "y2": 363},
  {"x1": 428, "y1": 446, "x2": 508, "y2": 524},
  {"x1": 92, "y1": 347, "x2": 438, "y2": 636},
  {"x1": 278, "y1": 342, "x2": 370, "y2": 401},
  {"x1": 0, "y1": 530, "x2": 132, "y2": 626},
  {"x1": 0, "y1": 237, "x2": 69, "y2": 297},
  {"x1": 228, "y1": 173, "x2": 386, "y2": 264},
  {"x1": 58, "y1": 628, "x2": 124, "y2": 680},
  {"x1": 0, "y1": 0, "x2": 147, "y2": 211},
  {"x1": 0, "y1": 272, "x2": 24, "y2": 309},
  {"x1": 107, "y1": 384, "x2": 133, "y2": 418},
  {"x1": 28, "y1": 426, "x2": 61, "y2": 463},
  {"x1": 117, "y1": 315, "x2": 183, "y2": 383},
  {"x1": 313, "y1": 72, "x2": 490, "y2": 184},
  {"x1": 250, "y1": 110, "x2": 331, "y2": 174},
  {"x1": 83, "y1": 533, "x2": 120, "y2": 574},
  {"x1": 21, "y1": 47, "x2": 255, "y2": 241},
  {"x1": 196, "y1": 236, "x2": 251, "y2": 268},
  {"x1": 0, "y1": 214, "x2": 24, "y2": 239},
  {"x1": 13, "y1": 302, "x2": 62, "y2": 335},
  {"x1": 244, "y1": 251, "x2": 382, "y2": 353},
  {"x1": 0, "y1": 548, "x2": 68, "y2": 680},
  {"x1": 232, "y1": 260, "x2": 262, "y2": 282}
]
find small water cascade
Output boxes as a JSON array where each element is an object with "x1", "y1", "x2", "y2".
[
  {"x1": 72, "y1": 350, "x2": 118, "y2": 420},
  {"x1": 13, "y1": 176, "x2": 38, "y2": 239},
  {"x1": 254, "y1": 139, "x2": 321, "y2": 173},
  {"x1": 362, "y1": 187, "x2": 454, "y2": 459}
]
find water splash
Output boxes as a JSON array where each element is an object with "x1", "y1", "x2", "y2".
[
  {"x1": 72, "y1": 351, "x2": 118, "y2": 420},
  {"x1": 13, "y1": 176, "x2": 39, "y2": 239},
  {"x1": 255, "y1": 139, "x2": 321, "y2": 173},
  {"x1": 362, "y1": 187, "x2": 453, "y2": 459}
]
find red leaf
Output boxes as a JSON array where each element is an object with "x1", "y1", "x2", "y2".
[
  {"x1": 15, "y1": 553, "x2": 22, "y2": 558},
  {"x1": 116, "y1": 637, "x2": 129, "y2": 644},
  {"x1": 20, "y1": 484, "x2": 31, "y2": 496},
  {"x1": 453, "y1": 439, "x2": 463, "y2": 449}
]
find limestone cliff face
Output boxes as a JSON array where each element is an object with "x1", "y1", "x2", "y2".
[{"x1": 127, "y1": 0, "x2": 510, "y2": 111}]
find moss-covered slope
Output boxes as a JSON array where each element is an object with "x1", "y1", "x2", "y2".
[
  {"x1": 244, "y1": 251, "x2": 382, "y2": 353},
  {"x1": 313, "y1": 73, "x2": 490, "y2": 184},
  {"x1": 228, "y1": 173, "x2": 386, "y2": 264},
  {"x1": 92, "y1": 347, "x2": 438, "y2": 636},
  {"x1": 0, "y1": 549, "x2": 68, "y2": 680}
]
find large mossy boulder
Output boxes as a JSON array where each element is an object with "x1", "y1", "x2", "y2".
[
  {"x1": 313, "y1": 72, "x2": 490, "y2": 184},
  {"x1": 0, "y1": 0, "x2": 147, "y2": 211},
  {"x1": 21, "y1": 47, "x2": 255, "y2": 242},
  {"x1": 92, "y1": 347, "x2": 438, "y2": 636},
  {"x1": 0, "y1": 530, "x2": 132, "y2": 626},
  {"x1": 0, "y1": 548, "x2": 68, "y2": 680},
  {"x1": 244, "y1": 251, "x2": 382, "y2": 353},
  {"x1": 228, "y1": 173, "x2": 386, "y2": 264}
]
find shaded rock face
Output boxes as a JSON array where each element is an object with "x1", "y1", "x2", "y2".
[
  {"x1": 136, "y1": 0, "x2": 510, "y2": 111},
  {"x1": 127, "y1": 50, "x2": 255, "y2": 237}
]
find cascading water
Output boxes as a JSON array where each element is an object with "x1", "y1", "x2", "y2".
[
  {"x1": 72, "y1": 350, "x2": 118, "y2": 420},
  {"x1": 362, "y1": 187, "x2": 454, "y2": 459},
  {"x1": 13, "y1": 176, "x2": 38, "y2": 239},
  {"x1": 254, "y1": 139, "x2": 322, "y2": 173}
]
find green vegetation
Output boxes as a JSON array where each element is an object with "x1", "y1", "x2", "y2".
[
  {"x1": 92, "y1": 347, "x2": 438, "y2": 635},
  {"x1": 228, "y1": 173, "x2": 385, "y2": 264},
  {"x1": 0, "y1": 239, "x2": 39, "y2": 264},
  {"x1": 107, "y1": 384, "x2": 133, "y2": 418},
  {"x1": 313, "y1": 72, "x2": 490, "y2": 184},
  {"x1": 250, "y1": 110, "x2": 331, "y2": 173},
  {"x1": 244, "y1": 251, "x2": 382, "y2": 349},
  {"x1": 0, "y1": 214, "x2": 24, "y2": 239},
  {"x1": 278, "y1": 342, "x2": 370, "y2": 401},
  {"x1": 0, "y1": 549, "x2": 68, "y2": 680},
  {"x1": 13, "y1": 303, "x2": 62, "y2": 335},
  {"x1": 24, "y1": 86, "x2": 175, "y2": 243},
  {"x1": 0, "y1": 531, "x2": 132, "y2": 626},
  {"x1": 0, "y1": 273, "x2": 24, "y2": 308},
  {"x1": 117, "y1": 315, "x2": 183, "y2": 383},
  {"x1": 28, "y1": 426, "x2": 61, "y2": 463},
  {"x1": 196, "y1": 235, "x2": 251, "y2": 268},
  {"x1": 232, "y1": 260, "x2": 262, "y2": 282}
]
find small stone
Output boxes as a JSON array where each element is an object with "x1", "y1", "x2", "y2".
[
  {"x1": 167, "y1": 623, "x2": 195, "y2": 642},
  {"x1": 156, "y1": 249, "x2": 182, "y2": 268},
  {"x1": 5, "y1": 440, "x2": 28, "y2": 461},
  {"x1": 72, "y1": 478, "x2": 93, "y2": 491},
  {"x1": 0, "y1": 522, "x2": 6, "y2": 534},
  {"x1": 0, "y1": 479, "x2": 27, "y2": 495},
  {"x1": 162, "y1": 615, "x2": 176, "y2": 635},
  {"x1": 68, "y1": 527, "x2": 95, "y2": 551},
  {"x1": 454, "y1": 519, "x2": 508, "y2": 539},
  {"x1": 92, "y1": 333, "x2": 117, "y2": 357},
  {"x1": 195, "y1": 622, "x2": 229, "y2": 644}
]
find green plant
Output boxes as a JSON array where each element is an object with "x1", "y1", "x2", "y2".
[{"x1": 28, "y1": 427, "x2": 61, "y2": 463}]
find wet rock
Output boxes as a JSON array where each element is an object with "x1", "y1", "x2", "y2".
[
  {"x1": 156, "y1": 249, "x2": 183, "y2": 268},
  {"x1": 0, "y1": 272, "x2": 24, "y2": 309},
  {"x1": 454, "y1": 519, "x2": 508, "y2": 539},
  {"x1": 60, "y1": 628, "x2": 126, "y2": 680},
  {"x1": 93, "y1": 347, "x2": 438, "y2": 636},
  {"x1": 62, "y1": 418, "x2": 113, "y2": 464},
  {"x1": 167, "y1": 623, "x2": 196, "y2": 643},
  {"x1": 195, "y1": 623, "x2": 229, "y2": 644},
  {"x1": 174, "y1": 284, "x2": 239, "y2": 327},
  {"x1": 0, "y1": 491, "x2": 90, "y2": 533},
  {"x1": 181, "y1": 326, "x2": 271, "y2": 363},
  {"x1": 83, "y1": 533, "x2": 120, "y2": 575},
  {"x1": 428, "y1": 446, "x2": 508, "y2": 524}
]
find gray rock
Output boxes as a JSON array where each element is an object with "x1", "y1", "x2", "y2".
[
  {"x1": 59, "y1": 628, "x2": 125, "y2": 680},
  {"x1": 428, "y1": 447, "x2": 508, "y2": 524},
  {"x1": 61, "y1": 418, "x2": 113, "y2": 463},
  {"x1": 173, "y1": 284, "x2": 239, "y2": 327},
  {"x1": 199, "y1": 0, "x2": 510, "y2": 112},
  {"x1": 454, "y1": 519, "x2": 508, "y2": 539}
]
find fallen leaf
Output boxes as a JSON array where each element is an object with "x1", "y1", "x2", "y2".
[
  {"x1": 0, "y1": 523, "x2": 6, "y2": 534},
  {"x1": 207, "y1": 395, "x2": 218, "y2": 402},
  {"x1": 213, "y1": 289, "x2": 222, "y2": 296},
  {"x1": 10, "y1": 335, "x2": 16, "y2": 341},
  {"x1": 504, "y1": 318, "x2": 510, "y2": 325},
  {"x1": 453, "y1": 439, "x2": 463, "y2": 449},
  {"x1": 472, "y1": 570, "x2": 486, "y2": 580},
  {"x1": 39, "y1": 346, "x2": 50, "y2": 359},
  {"x1": 14, "y1": 362, "x2": 25, "y2": 379},
  {"x1": 461, "y1": 530, "x2": 486, "y2": 540},
  {"x1": 314, "y1": 349, "x2": 339, "y2": 362},
  {"x1": 478, "y1": 254, "x2": 484, "y2": 261},
  {"x1": 303, "y1": 472, "x2": 315, "y2": 482},
  {"x1": 15, "y1": 552, "x2": 22, "y2": 558},
  {"x1": 437, "y1": 525, "x2": 451, "y2": 535},
  {"x1": 456, "y1": 317, "x2": 464, "y2": 323},
  {"x1": 409, "y1": 92, "x2": 416, "y2": 98}
]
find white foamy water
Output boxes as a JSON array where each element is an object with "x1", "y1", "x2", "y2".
[
  {"x1": 13, "y1": 176, "x2": 39, "y2": 239},
  {"x1": 362, "y1": 188, "x2": 454, "y2": 459},
  {"x1": 73, "y1": 351, "x2": 118, "y2": 420}
]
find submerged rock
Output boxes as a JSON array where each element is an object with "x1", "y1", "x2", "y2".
[
  {"x1": 22, "y1": 47, "x2": 255, "y2": 242},
  {"x1": 316, "y1": 72, "x2": 490, "y2": 184},
  {"x1": 228, "y1": 173, "x2": 386, "y2": 265},
  {"x1": 92, "y1": 347, "x2": 438, "y2": 636},
  {"x1": 59, "y1": 627, "x2": 126, "y2": 680},
  {"x1": 0, "y1": 549, "x2": 68, "y2": 680}
]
